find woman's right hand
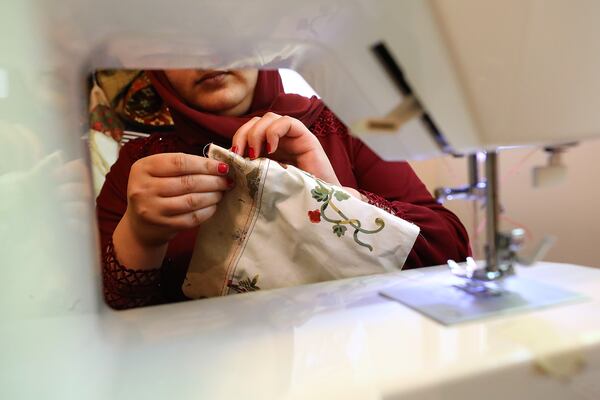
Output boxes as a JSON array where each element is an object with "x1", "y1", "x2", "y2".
[{"x1": 113, "y1": 153, "x2": 232, "y2": 269}]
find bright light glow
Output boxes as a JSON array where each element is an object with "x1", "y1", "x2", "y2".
[{"x1": 279, "y1": 68, "x2": 319, "y2": 98}]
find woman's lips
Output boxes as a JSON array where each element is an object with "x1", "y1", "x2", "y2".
[{"x1": 196, "y1": 71, "x2": 229, "y2": 85}]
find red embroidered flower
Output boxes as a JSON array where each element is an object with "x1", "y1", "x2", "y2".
[{"x1": 308, "y1": 209, "x2": 321, "y2": 223}]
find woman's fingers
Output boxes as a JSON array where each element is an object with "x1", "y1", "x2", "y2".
[
  {"x1": 125, "y1": 153, "x2": 235, "y2": 247},
  {"x1": 129, "y1": 188, "x2": 225, "y2": 226},
  {"x1": 168, "y1": 205, "x2": 219, "y2": 229},
  {"x1": 154, "y1": 174, "x2": 232, "y2": 197},
  {"x1": 159, "y1": 191, "x2": 224, "y2": 216},
  {"x1": 140, "y1": 206, "x2": 218, "y2": 231},
  {"x1": 142, "y1": 153, "x2": 228, "y2": 177},
  {"x1": 245, "y1": 112, "x2": 281, "y2": 158},
  {"x1": 264, "y1": 115, "x2": 304, "y2": 155},
  {"x1": 231, "y1": 113, "x2": 317, "y2": 159},
  {"x1": 231, "y1": 116, "x2": 260, "y2": 157}
]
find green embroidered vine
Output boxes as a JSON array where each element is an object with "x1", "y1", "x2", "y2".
[{"x1": 307, "y1": 176, "x2": 385, "y2": 251}]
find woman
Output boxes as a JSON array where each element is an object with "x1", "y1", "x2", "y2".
[{"x1": 97, "y1": 69, "x2": 470, "y2": 310}]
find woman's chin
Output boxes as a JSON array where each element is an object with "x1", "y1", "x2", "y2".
[{"x1": 197, "y1": 99, "x2": 244, "y2": 115}]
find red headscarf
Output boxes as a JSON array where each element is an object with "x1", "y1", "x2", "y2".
[{"x1": 147, "y1": 70, "x2": 325, "y2": 146}]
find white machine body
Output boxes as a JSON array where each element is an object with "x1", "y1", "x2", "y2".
[{"x1": 2, "y1": 1, "x2": 600, "y2": 399}]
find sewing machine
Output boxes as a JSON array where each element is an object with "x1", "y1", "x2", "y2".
[{"x1": 2, "y1": 0, "x2": 600, "y2": 399}]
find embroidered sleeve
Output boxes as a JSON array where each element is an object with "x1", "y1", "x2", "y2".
[
  {"x1": 358, "y1": 189, "x2": 404, "y2": 217},
  {"x1": 102, "y1": 239, "x2": 164, "y2": 310},
  {"x1": 310, "y1": 107, "x2": 351, "y2": 139}
]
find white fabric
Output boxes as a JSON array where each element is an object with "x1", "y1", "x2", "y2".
[
  {"x1": 183, "y1": 144, "x2": 420, "y2": 298},
  {"x1": 89, "y1": 130, "x2": 120, "y2": 197}
]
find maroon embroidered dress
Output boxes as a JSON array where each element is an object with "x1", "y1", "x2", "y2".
[{"x1": 97, "y1": 71, "x2": 471, "y2": 310}]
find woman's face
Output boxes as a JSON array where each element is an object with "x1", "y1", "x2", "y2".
[{"x1": 164, "y1": 69, "x2": 259, "y2": 116}]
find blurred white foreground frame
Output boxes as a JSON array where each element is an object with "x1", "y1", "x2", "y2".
[
  {"x1": 0, "y1": 69, "x2": 8, "y2": 99},
  {"x1": 279, "y1": 69, "x2": 319, "y2": 98}
]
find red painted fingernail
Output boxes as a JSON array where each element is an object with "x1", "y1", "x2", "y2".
[
  {"x1": 248, "y1": 147, "x2": 256, "y2": 159},
  {"x1": 218, "y1": 163, "x2": 229, "y2": 174},
  {"x1": 266, "y1": 143, "x2": 271, "y2": 154},
  {"x1": 231, "y1": 145, "x2": 238, "y2": 155},
  {"x1": 226, "y1": 177, "x2": 234, "y2": 187}
]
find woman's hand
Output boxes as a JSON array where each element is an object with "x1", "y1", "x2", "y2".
[
  {"x1": 231, "y1": 112, "x2": 341, "y2": 185},
  {"x1": 113, "y1": 153, "x2": 233, "y2": 269}
]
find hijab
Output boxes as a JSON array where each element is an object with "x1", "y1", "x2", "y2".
[{"x1": 146, "y1": 70, "x2": 325, "y2": 146}]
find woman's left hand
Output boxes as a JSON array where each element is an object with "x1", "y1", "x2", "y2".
[{"x1": 231, "y1": 112, "x2": 341, "y2": 185}]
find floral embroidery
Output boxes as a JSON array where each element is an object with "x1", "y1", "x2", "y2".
[
  {"x1": 308, "y1": 209, "x2": 321, "y2": 223},
  {"x1": 307, "y1": 175, "x2": 385, "y2": 252},
  {"x1": 227, "y1": 275, "x2": 261, "y2": 293}
]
